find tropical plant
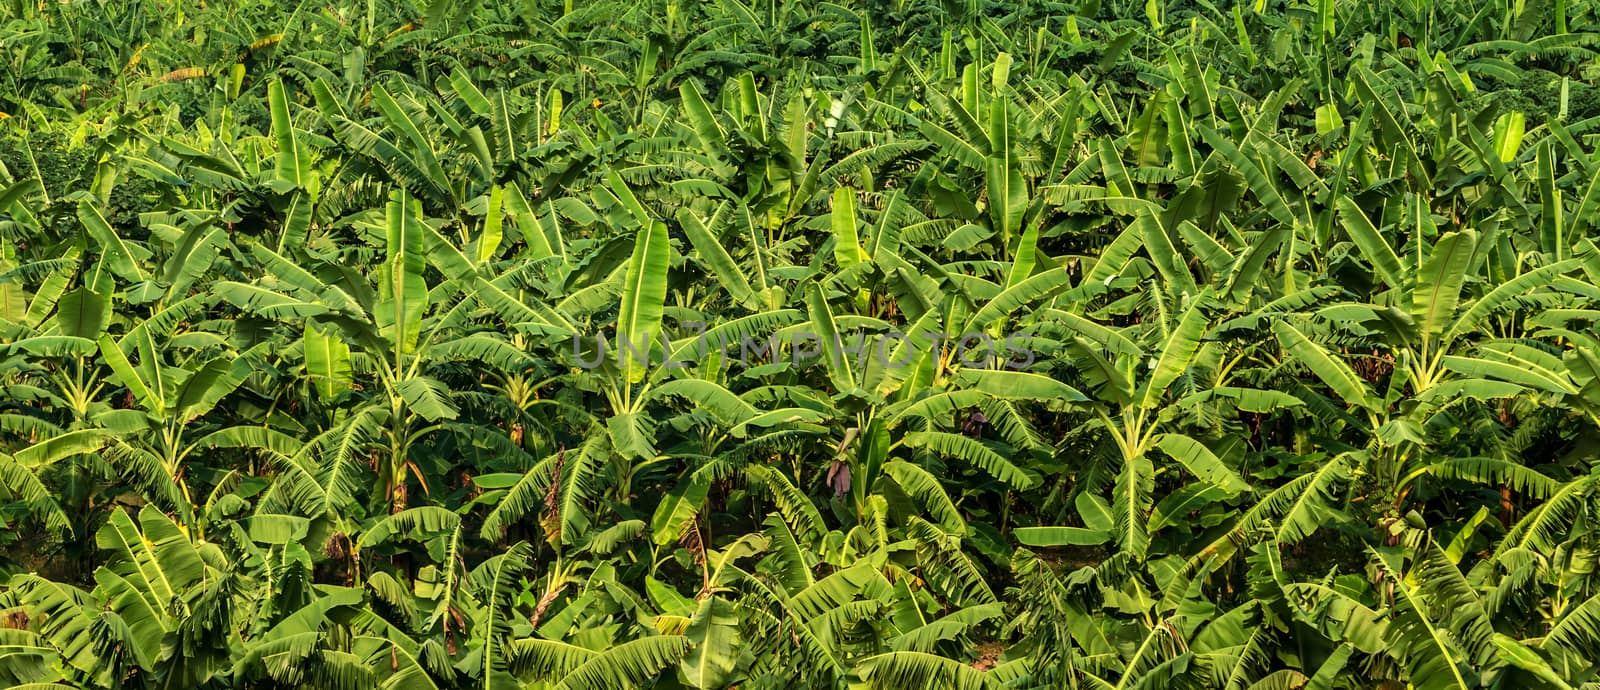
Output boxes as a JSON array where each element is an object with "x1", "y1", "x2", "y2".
[{"x1": 0, "y1": 0, "x2": 1599, "y2": 688}]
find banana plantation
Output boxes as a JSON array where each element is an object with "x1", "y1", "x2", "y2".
[{"x1": 4, "y1": 0, "x2": 1600, "y2": 687}]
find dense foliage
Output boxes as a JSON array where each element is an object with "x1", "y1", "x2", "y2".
[{"x1": 3, "y1": 0, "x2": 1600, "y2": 688}]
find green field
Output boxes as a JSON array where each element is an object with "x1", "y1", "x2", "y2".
[{"x1": 1, "y1": 0, "x2": 1600, "y2": 688}]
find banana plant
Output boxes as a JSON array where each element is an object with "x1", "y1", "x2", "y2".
[
  {"x1": 7, "y1": 506, "x2": 233, "y2": 688},
  {"x1": 217, "y1": 188, "x2": 543, "y2": 516},
  {"x1": 1277, "y1": 213, "x2": 1600, "y2": 509}
]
